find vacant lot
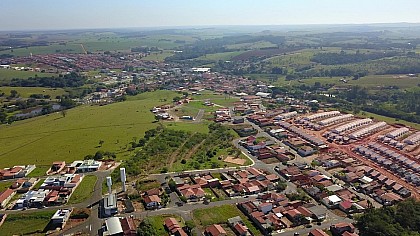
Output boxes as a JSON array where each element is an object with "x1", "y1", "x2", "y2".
[
  {"x1": 0, "y1": 90, "x2": 178, "y2": 167},
  {"x1": 0, "y1": 210, "x2": 56, "y2": 235},
  {"x1": 192, "y1": 205, "x2": 261, "y2": 236},
  {"x1": 68, "y1": 175, "x2": 97, "y2": 204}
]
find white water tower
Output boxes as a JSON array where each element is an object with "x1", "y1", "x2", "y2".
[
  {"x1": 106, "y1": 176, "x2": 113, "y2": 194},
  {"x1": 120, "y1": 168, "x2": 127, "y2": 192}
]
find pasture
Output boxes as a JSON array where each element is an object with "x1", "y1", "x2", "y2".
[
  {"x1": 196, "y1": 51, "x2": 244, "y2": 61},
  {"x1": 0, "y1": 90, "x2": 179, "y2": 168},
  {"x1": 0, "y1": 69, "x2": 56, "y2": 83},
  {"x1": 0, "y1": 86, "x2": 67, "y2": 98}
]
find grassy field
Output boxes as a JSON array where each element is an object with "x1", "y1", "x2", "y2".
[
  {"x1": 147, "y1": 214, "x2": 184, "y2": 235},
  {"x1": 0, "y1": 86, "x2": 67, "y2": 98},
  {"x1": 0, "y1": 90, "x2": 178, "y2": 168},
  {"x1": 27, "y1": 165, "x2": 50, "y2": 178},
  {"x1": 192, "y1": 205, "x2": 261, "y2": 236},
  {"x1": 164, "y1": 122, "x2": 210, "y2": 133},
  {"x1": 0, "y1": 210, "x2": 56, "y2": 235},
  {"x1": 0, "y1": 69, "x2": 56, "y2": 82},
  {"x1": 140, "y1": 51, "x2": 174, "y2": 61},
  {"x1": 68, "y1": 175, "x2": 97, "y2": 204}
]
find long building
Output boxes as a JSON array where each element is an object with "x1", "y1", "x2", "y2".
[
  {"x1": 349, "y1": 122, "x2": 387, "y2": 139},
  {"x1": 318, "y1": 114, "x2": 354, "y2": 126},
  {"x1": 304, "y1": 111, "x2": 340, "y2": 121},
  {"x1": 332, "y1": 119, "x2": 372, "y2": 134},
  {"x1": 386, "y1": 127, "x2": 410, "y2": 139},
  {"x1": 403, "y1": 131, "x2": 420, "y2": 145}
]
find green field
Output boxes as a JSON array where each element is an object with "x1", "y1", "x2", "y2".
[
  {"x1": 164, "y1": 122, "x2": 210, "y2": 133},
  {"x1": 0, "y1": 69, "x2": 56, "y2": 82},
  {"x1": 68, "y1": 175, "x2": 97, "y2": 204},
  {"x1": 0, "y1": 86, "x2": 67, "y2": 98},
  {"x1": 0, "y1": 210, "x2": 56, "y2": 235},
  {"x1": 192, "y1": 205, "x2": 261, "y2": 236},
  {"x1": 0, "y1": 90, "x2": 178, "y2": 167},
  {"x1": 26, "y1": 165, "x2": 50, "y2": 178}
]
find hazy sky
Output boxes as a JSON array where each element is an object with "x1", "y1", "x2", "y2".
[{"x1": 1, "y1": 0, "x2": 419, "y2": 30}]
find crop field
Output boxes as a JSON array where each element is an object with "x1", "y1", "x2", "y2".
[
  {"x1": 192, "y1": 205, "x2": 261, "y2": 236},
  {"x1": 0, "y1": 210, "x2": 56, "y2": 235},
  {"x1": 0, "y1": 69, "x2": 56, "y2": 82},
  {"x1": 0, "y1": 90, "x2": 179, "y2": 168},
  {"x1": 0, "y1": 86, "x2": 67, "y2": 98}
]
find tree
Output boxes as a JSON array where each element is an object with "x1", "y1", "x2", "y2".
[
  {"x1": 179, "y1": 196, "x2": 188, "y2": 203},
  {"x1": 99, "y1": 140, "x2": 104, "y2": 147},
  {"x1": 276, "y1": 180, "x2": 287, "y2": 192},
  {"x1": 137, "y1": 219, "x2": 157, "y2": 236},
  {"x1": 61, "y1": 110, "x2": 67, "y2": 118},
  {"x1": 10, "y1": 90, "x2": 18, "y2": 98}
]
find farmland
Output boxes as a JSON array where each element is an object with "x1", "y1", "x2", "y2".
[{"x1": 0, "y1": 90, "x2": 179, "y2": 168}]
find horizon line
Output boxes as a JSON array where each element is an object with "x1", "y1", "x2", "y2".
[{"x1": 1, "y1": 22, "x2": 420, "y2": 33}]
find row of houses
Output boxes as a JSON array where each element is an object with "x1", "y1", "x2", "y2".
[
  {"x1": 0, "y1": 165, "x2": 36, "y2": 180},
  {"x1": 14, "y1": 174, "x2": 83, "y2": 209},
  {"x1": 355, "y1": 143, "x2": 420, "y2": 187},
  {"x1": 238, "y1": 194, "x2": 327, "y2": 234}
]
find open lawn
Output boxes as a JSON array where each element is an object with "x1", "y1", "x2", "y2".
[
  {"x1": 0, "y1": 90, "x2": 178, "y2": 168},
  {"x1": 0, "y1": 69, "x2": 56, "y2": 83},
  {"x1": 0, "y1": 86, "x2": 67, "y2": 98},
  {"x1": 0, "y1": 210, "x2": 56, "y2": 235},
  {"x1": 192, "y1": 205, "x2": 261, "y2": 236},
  {"x1": 68, "y1": 175, "x2": 97, "y2": 204}
]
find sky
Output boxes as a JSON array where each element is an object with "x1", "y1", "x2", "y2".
[{"x1": 1, "y1": 0, "x2": 420, "y2": 31}]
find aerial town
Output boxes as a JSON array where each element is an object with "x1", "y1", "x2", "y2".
[{"x1": 1, "y1": 2, "x2": 420, "y2": 236}]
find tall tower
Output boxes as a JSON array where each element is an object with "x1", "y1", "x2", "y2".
[
  {"x1": 120, "y1": 168, "x2": 127, "y2": 192},
  {"x1": 106, "y1": 176, "x2": 112, "y2": 195}
]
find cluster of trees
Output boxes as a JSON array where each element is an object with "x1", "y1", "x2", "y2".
[
  {"x1": 131, "y1": 46, "x2": 160, "y2": 53},
  {"x1": 311, "y1": 51, "x2": 400, "y2": 65},
  {"x1": 356, "y1": 198, "x2": 420, "y2": 236},
  {"x1": 4, "y1": 72, "x2": 86, "y2": 88},
  {"x1": 84, "y1": 150, "x2": 116, "y2": 160}
]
